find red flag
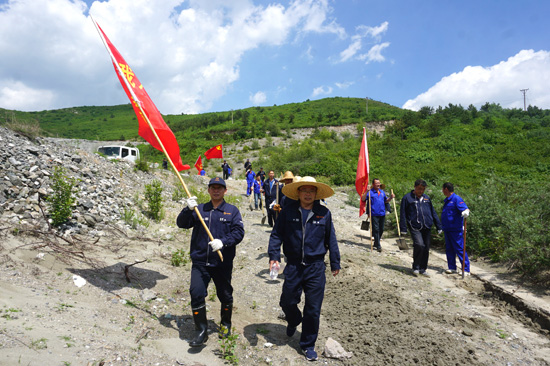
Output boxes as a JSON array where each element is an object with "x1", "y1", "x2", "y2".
[
  {"x1": 194, "y1": 155, "x2": 203, "y2": 175},
  {"x1": 93, "y1": 20, "x2": 187, "y2": 171},
  {"x1": 204, "y1": 144, "x2": 223, "y2": 159},
  {"x1": 356, "y1": 127, "x2": 370, "y2": 216}
]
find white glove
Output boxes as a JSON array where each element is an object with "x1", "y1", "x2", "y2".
[
  {"x1": 269, "y1": 201, "x2": 275, "y2": 209},
  {"x1": 461, "y1": 209, "x2": 470, "y2": 218},
  {"x1": 209, "y1": 239, "x2": 223, "y2": 251},
  {"x1": 186, "y1": 196, "x2": 198, "y2": 210},
  {"x1": 438, "y1": 230, "x2": 443, "y2": 235}
]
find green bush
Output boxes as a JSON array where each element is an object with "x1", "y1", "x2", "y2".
[
  {"x1": 47, "y1": 167, "x2": 79, "y2": 226},
  {"x1": 144, "y1": 180, "x2": 163, "y2": 221},
  {"x1": 171, "y1": 248, "x2": 190, "y2": 267},
  {"x1": 134, "y1": 158, "x2": 149, "y2": 173}
]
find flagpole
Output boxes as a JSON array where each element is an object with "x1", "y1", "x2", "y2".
[{"x1": 92, "y1": 18, "x2": 223, "y2": 261}]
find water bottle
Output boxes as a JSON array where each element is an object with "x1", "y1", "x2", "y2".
[{"x1": 270, "y1": 262, "x2": 280, "y2": 280}]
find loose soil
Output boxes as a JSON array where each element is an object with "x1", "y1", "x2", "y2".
[{"x1": 1, "y1": 177, "x2": 549, "y2": 366}]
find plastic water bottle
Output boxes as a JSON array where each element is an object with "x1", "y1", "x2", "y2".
[{"x1": 270, "y1": 262, "x2": 280, "y2": 280}]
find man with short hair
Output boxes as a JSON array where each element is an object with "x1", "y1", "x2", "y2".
[
  {"x1": 262, "y1": 170, "x2": 279, "y2": 227},
  {"x1": 268, "y1": 176, "x2": 341, "y2": 361},
  {"x1": 441, "y1": 182, "x2": 471, "y2": 276},
  {"x1": 257, "y1": 167, "x2": 266, "y2": 183},
  {"x1": 361, "y1": 178, "x2": 395, "y2": 252},
  {"x1": 177, "y1": 177, "x2": 245, "y2": 347},
  {"x1": 400, "y1": 179, "x2": 442, "y2": 276},
  {"x1": 221, "y1": 160, "x2": 231, "y2": 180}
]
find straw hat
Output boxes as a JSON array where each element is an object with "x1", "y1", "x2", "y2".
[
  {"x1": 282, "y1": 176, "x2": 334, "y2": 200},
  {"x1": 280, "y1": 170, "x2": 294, "y2": 184},
  {"x1": 293, "y1": 176, "x2": 302, "y2": 183}
]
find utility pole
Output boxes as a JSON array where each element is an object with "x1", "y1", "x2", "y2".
[{"x1": 520, "y1": 89, "x2": 529, "y2": 111}]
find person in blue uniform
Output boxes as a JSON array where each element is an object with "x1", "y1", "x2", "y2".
[
  {"x1": 441, "y1": 182, "x2": 471, "y2": 275},
  {"x1": 268, "y1": 176, "x2": 341, "y2": 362},
  {"x1": 271, "y1": 170, "x2": 295, "y2": 215},
  {"x1": 262, "y1": 170, "x2": 279, "y2": 227},
  {"x1": 245, "y1": 168, "x2": 255, "y2": 197},
  {"x1": 177, "y1": 177, "x2": 245, "y2": 347},
  {"x1": 361, "y1": 178, "x2": 395, "y2": 252},
  {"x1": 400, "y1": 179, "x2": 442, "y2": 276}
]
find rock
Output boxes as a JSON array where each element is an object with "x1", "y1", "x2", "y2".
[
  {"x1": 323, "y1": 337, "x2": 353, "y2": 359},
  {"x1": 141, "y1": 289, "x2": 157, "y2": 301}
]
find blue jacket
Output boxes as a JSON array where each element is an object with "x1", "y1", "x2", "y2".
[
  {"x1": 177, "y1": 200, "x2": 244, "y2": 266},
  {"x1": 253, "y1": 179, "x2": 261, "y2": 194},
  {"x1": 263, "y1": 178, "x2": 279, "y2": 205},
  {"x1": 268, "y1": 200, "x2": 341, "y2": 271},
  {"x1": 399, "y1": 191, "x2": 442, "y2": 233},
  {"x1": 364, "y1": 189, "x2": 388, "y2": 216},
  {"x1": 441, "y1": 193, "x2": 469, "y2": 232},
  {"x1": 246, "y1": 171, "x2": 255, "y2": 184}
]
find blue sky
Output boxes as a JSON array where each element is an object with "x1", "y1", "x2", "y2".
[{"x1": 0, "y1": 0, "x2": 548, "y2": 114}]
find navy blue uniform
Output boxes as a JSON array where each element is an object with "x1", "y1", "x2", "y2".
[
  {"x1": 363, "y1": 189, "x2": 389, "y2": 250},
  {"x1": 177, "y1": 200, "x2": 244, "y2": 308},
  {"x1": 268, "y1": 200, "x2": 340, "y2": 351},
  {"x1": 263, "y1": 178, "x2": 279, "y2": 227},
  {"x1": 400, "y1": 191, "x2": 442, "y2": 272}
]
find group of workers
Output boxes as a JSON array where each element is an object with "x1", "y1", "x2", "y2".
[{"x1": 176, "y1": 159, "x2": 470, "y2": 362}]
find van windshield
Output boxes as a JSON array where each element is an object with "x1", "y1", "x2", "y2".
[{"x1": 98, "y1": 146, "x2": 120, "y2": 156}]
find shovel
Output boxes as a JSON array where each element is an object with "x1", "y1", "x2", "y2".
[
  {"x1": 392, "y1": 189, "x2": 408, "y2": 250},
  {"x1": 261, "y1": 191, "x2": 267, "y2": 225}
]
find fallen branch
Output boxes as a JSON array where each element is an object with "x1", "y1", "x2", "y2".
[{"x1": 124, "y1": 259, "x2": 148, "y2": 283}]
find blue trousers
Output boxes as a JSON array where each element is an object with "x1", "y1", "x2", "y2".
[
  {"x1": 371, "y1": 216, "x2": 385, "y2": 249},
  {"x1": 444, "y1": 231, "x2": 470, "y2": 272},
  {"x1": 410, "y1": 228, "x2": 431, "y2": 271},
  {"x1": 190, "y1": 263, "x2": 233, "y2": 309},
  {"x1": 280, "y1": 262, "x2": 326, "y2": 350}
]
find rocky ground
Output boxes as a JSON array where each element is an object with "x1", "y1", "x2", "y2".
[{"x1": 0, "y1": 127, "x2": 549, "y2": 366}]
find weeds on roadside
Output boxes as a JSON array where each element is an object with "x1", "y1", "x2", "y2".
[
  {"x1": 218, "y1": 327, "x2": 239, "y2": 365},
  {"x1": 134, "y1": 158, "x2": 149, "y2": 173},
  {"x1": 122, "y1": 207, "x2": 149, "y2": 229},
  {"x1": 144, "y1": 180, "x2": 163, "y2": 221},
  {"x1": 171, "y1": 248, "x2": 190, "y2": 267},
  {"x1": 5, "y1": 115, "x2": 42, "y2": 140},
  {"x1": 30, "y1": 337, "x2": 48, "y2": 350},
  {"x1": 47, "y1": 167, "x2": 79, "y2": 226}
]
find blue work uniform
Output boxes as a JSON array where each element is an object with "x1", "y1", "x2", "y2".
[
  {"x1": 177, "y1": 200, "x2": 244, "y2": 309},
  {"x1": 263, "y1": 178, "x2": 279, "y2": 227},
  {"x1": 400, "y1": 191, "x2": 442, "y2": 272},
  {"x1": 246, "y1": 170, "x2": 255, "y2": 196},
  {"x1": 253, "y1": 179, "x2": 262, "y2": 209},
  {"x1": 268, "y1": 200, "x2": 340, "y2": 351},
  {"x1": 364, "y1": 189, "x2": 389, "y2": 249},
  {"x1": 441, "y1": 193, "x2": 470, "y2": 272}
]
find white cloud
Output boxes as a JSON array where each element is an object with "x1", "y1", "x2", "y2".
[
  {"x1": 403, "y1": 49, "x2": 550, "y2": 111},
  {"x1": 335, "y1": 81, "x2": 354, "y2": 89},
  {"x1": 250, "y1": 91, "x2": 267, "y2": 105},
  {"x1": 338, "y1": 21, "x2": 389, "y2": 63},
  {"x1": 0, "y1": 0, "x2": 347, "y2": 114},
  {"x1": 312, "y1": 85, "x2": 333, "y2": 97}
]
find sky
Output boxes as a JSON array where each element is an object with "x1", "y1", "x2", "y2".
[{"x1": 0, "y1": 0, "x2": 549, "y2": 115}]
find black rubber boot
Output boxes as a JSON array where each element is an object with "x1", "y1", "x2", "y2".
[
  {"x1": 189, "y1": 306, "x2": 208, "y2": 347},
  {"x1": 219, "y1": 303, "x2": 233, "y2": 338}
]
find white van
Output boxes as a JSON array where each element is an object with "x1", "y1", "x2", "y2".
[{"x1": 97, "y1": 145, "x2": 140, "y2": 163}]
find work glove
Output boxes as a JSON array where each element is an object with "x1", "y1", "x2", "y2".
[
  {"x1": 186, "y1": 196, "x2": 198, "y2": 210},
  {"x1": 269, "y1": 201, "x2": 275, "y2": 209},
  {"x1": 438, "y1": 230, "x2": 443, "y2": 235},
  {"x1": 461, "y1": 209, "x2": 470, "y2": 218},
  {"x1": 273, "y1": 204, "x2": 281, "y2": 212},
  {"x1": 209, "y1": 239, "x2": 223, "y2": 252}
]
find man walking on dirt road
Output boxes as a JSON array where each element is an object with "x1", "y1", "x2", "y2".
[
  {"x1": 400, "y1": 179, "x2": 442, "y2": 276},
  {"x1": 268, "y1": 176, "x2": 341, "y2": 361},
  {"x1": 441, "y1": 182, "x2": 471, "y2": 275},
  {"x1": 361, "y1": 178, "x2": 395, "y2": 252},
  {"x1": 177, "y1": 177, "x2": 245, "y2": 347}
]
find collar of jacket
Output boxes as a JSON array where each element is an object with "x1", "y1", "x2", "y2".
[
  {"x1": 203, "y1": 200, "x2": 226, "y2": 211},
  {"x1": 287, "y1": 200, "x2": 325, "y2": 214}
]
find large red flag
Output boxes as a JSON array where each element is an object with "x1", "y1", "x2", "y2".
[
  {"x1": 93, "y1": 20, "x2": 188, "y2": 171},
  {"x1": 194, "y1": 155, "x2": 203, "y2": 175},
  {"x1": 204, "y1": 144, "x2": 223, "y2": 159},
  {"x1": 355, "y1": 127, "x2": 370, "y2": 216}
]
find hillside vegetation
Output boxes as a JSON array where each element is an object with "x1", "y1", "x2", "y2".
[{"x1": 1, "y1": 98, "x2": 549, "y2": 283}]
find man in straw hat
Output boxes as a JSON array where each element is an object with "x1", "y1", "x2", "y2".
[
  {"x1": 177, "y1": 177, "x2": 245, "y2": 347},
  {"x1": 268, "y1": 176, "x2": 341, "y2": 361},
  {"x1": 270, "y1": 170, "x2": 295, "y2": 214}
]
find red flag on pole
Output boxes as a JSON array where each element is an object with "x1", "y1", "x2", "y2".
[
  {"x1": 194, "y1": 155, "x2": 203, "y2": 175},
  {"x1": 204, "y1": 144, "x2": 223, "y2": 160},
  {"x1": 356, "y1": 127, "x2": 370, "y2": 216},
  {"x1": 93, "y1": 20, "x2": 188, "y2": 171}
]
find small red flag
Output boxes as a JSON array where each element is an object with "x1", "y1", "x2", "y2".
[
  {"x1": 356, "y1": 127, "x2": 370, "y2": 216},
  {"x1": 194, "y1": 155, "x2": 203, "y2": 175},
  {"x1": 204, "y1": 144, "x2": 223, "y2": 159},
  {"x1": 94, "y1": 20, "x2": 187, "y2": 171}
]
